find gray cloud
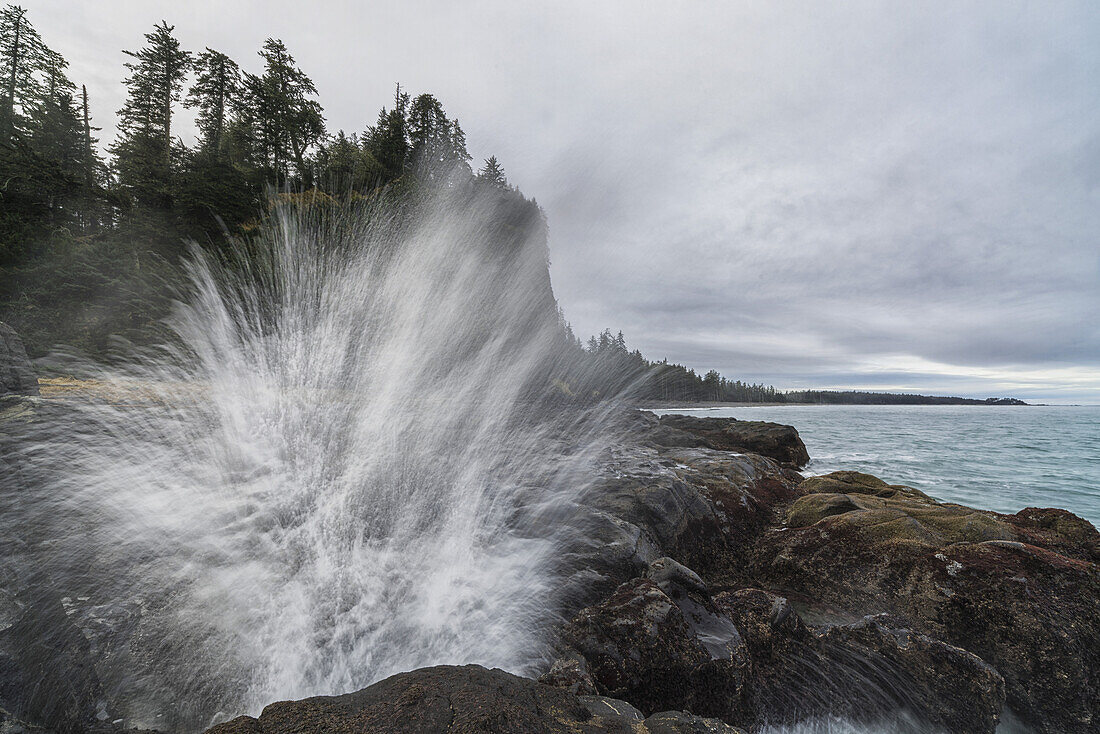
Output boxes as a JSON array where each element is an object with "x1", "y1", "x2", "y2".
[{"x1": 33, "y1": 0, "x2": 1100, "y2": 401}]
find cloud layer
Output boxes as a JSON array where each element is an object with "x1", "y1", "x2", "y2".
[{"x1": 34, "y1": 1, "x2": 1100, "y2": 401}]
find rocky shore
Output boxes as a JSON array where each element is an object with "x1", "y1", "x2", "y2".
[
  {"x1": 2, "y1": 321, "x2": 1096, "y2": 733},
  {"x1": 201, "y1": 411, "x2": 1097, "y2": 734}
]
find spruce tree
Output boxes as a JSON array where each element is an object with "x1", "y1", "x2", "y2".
[
  {"x1": 30, "y1": 56, "x2": 83, "y2": 185},
  {"x1": 185, "y1": 48, "x2": 241, "y2": 159},
  {"x1": 80, "y1": 85, "x2": 103, "y2": 192},
  {"x1": 407, "y1": 93, "x2": 449, "y2": 169},
  {"x1": 363, "y1": 82, "x2": 409, "y2": 181},
  {"x1": 449, "y1": 118, "x2": 472, "y2": 166},
  {"x1": 254, "y1": 38, "x2": 324, "y2": 184},
  {"x1": 315, "y1": 130, "x2": 382, "y2": 192},
  {"x1": 0, "y1": 4, "x2": 48, "y2": 142},
  {"x1": 227, "y1": 72, "x2": 264, "y2": 170},
  {"x1": 406, "y1": 93, "x2": 471, "y2": 176},
  {"x1": 112, "y1": 21, "x2": 191, "y2": 207},
  {"x1": 478, "y1": 155, "x2": 507, "y2": 188},
  {"x1": 77, "y1": 84, "x2": 105, "y2": 229},
  {"x1": 0, "y1": 6, "x2": 91, "y2": 234}
]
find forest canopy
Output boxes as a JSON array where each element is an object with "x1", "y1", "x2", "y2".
[
  {"x1": 0, "y1": 6, "x2": 1019, "y2": 406},
  {"x1": 0, "y1": 6, "x2": 521, "y2": 357}
]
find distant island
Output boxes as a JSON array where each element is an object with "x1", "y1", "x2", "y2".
[
  {"x1": 636, "y1": 392, "x2": 1029, "y2": 408},
  {"x1": 777, "y1": 391, "x2": 1028, "y2": 406}
]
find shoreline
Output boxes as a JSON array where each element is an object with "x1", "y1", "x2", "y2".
[
  {"x1": 635, "y1": 401, "x2": 792, "y2": 409},
  {"x1": 634, "y1": 401, "x2": 1062, "y2": 410}
]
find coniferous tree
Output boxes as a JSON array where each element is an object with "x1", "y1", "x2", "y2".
[
  {"x1": 79, "y1": 87, "x2": 105, "y2": 185},
  {"x1": 449, "y1": 118, "x2": 472, "y2": 169},
  {"x1": 0, "y1": 4, "x2": 49, "y2": 142},
  {"x1": 76, "y1": 84, "x2": 106, "y2": 229},
  {"x1": 363, "y1": 82, "x2": 408, "y2": 181},
  {"x1": 185, "y1": 48, "x2": 241, "y2": 159},
  {"x1": 406, "y1": 93, "x2": 452, "y2": 172},
  {"x1": 478, "y1": 155, "x2": 507, "y2": 188},
  {"x1": 225, "y1": 74, "x2": 264, "y2": 169},
  {"x1": 404, "y1": 94, "x2": 474, "y2": 178},
  {"x1": 0, "y1": 6, "x2": 92, "y2": 241},
  {"x1": 29, "y1": 57, "x2": 83, "y2": 188},
  {"x1": 253, "y1": 38, "x2": 324, "y2": 185},
  {"x1": 315, "y1": 130, "x2": 383, "y2": 192},
  {"x1": 176, "y1": 50, "x2": 260, "y2": 237},
  {"x1": 111, "y1": 21, "x2": 191, "y2": 207}
]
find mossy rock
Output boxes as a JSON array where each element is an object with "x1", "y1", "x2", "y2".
[
  {"x1": 799, "y1": 471, "x2": 886, "y2": 493},
  {"x1": 797, "y1": 471, "x2": 933, "y2": 502},
  {"x1": 785, "y1": 493, "x2": 862, "y2": 527},
  {"x1": 1007, "y1": 508, "x2": 1100, "y2": 562},
  {"x1": 786, "y1": 491, "x2": 1014, "y2": 546},
  {"x1": 832, "y1": 507, "x2": 941, "y2": 546},
  {"x1": 903, "y1": 503, "x2": 1014, "y2": 544}
]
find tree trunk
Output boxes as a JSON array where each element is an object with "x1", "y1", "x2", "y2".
[
  {"x1": 82, "y1": 84, "x2": 92, "y2": 187},
  {"x1": 5, "y1": 9, "x2": 22, "y2": 142},
  {"x1": 212, "y1": 62, "x2": 225, "y2": 157},
  {"x1": 162, "y1": 49, "x2": 172, "y2": 169}
]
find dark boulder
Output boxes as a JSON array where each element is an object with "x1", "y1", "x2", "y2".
[
  {"x1": 0, "y1": 591, "x2": 104, "y2": 734},
  {"x1": 817, "y1": 615, "x2": 1004, "y2": 734},
  {"x1": 0, "y1": 323, "x2": 38, "y2": 396},
  {"x1": 710, "y1": 587, "x2": 823, "y2": 726},
  {"x1": 751, "y1": 470, "x2": 1100, "y2": 733},
  {"x1": 651, "y1": 414, "x2": 809, "y2": 469},
  {"x1": 713, "y1": 587, "x2": 1004, "y2": 733},
  {"x1": 204, "y1": 664, "x2": 746, "y2": 734},
  {"x1": 553, "y1": 572, "x2": 1005, "y2": 734},
  {"x1": 1003, "y1": 506, "x2": 1100, "y2": 563},
  {"x1": 564, "y1": 445, "x2": 800, "y2": 601},
  {"x1": 537, "y1": 650, "x2": 598, "y2": 696},
  {"x1": 559, "y1": 578, "x2": 747, "y2": 720}
]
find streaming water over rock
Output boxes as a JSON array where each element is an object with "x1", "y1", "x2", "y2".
[
  {"x1": 1, "y1": 184, "x2": 1079, "y2": 734},
  {"x1": 1, "y1": 185, "x2": 605, "y2": 731}
]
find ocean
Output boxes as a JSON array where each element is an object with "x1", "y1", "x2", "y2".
[{"x1": 651, "y1": 404, "x2": 1100, "y2": 528}]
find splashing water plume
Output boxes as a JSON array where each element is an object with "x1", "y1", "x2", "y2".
[
  {"x1": 2, "y1": 185, "x2": 1039, "y2": 734},
  {"x1": 5, "y1": 186, "x2": 604, "y2": 730}
]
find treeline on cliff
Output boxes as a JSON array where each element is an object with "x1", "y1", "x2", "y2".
[
  {"x1": 564, "y1": 329, "x2": 1026, "y2": 405},
  {"x1": 560, "y1": 329, "x2": 785, "y2": 403},
  {"x1": 0, "y1": 6, "x2": 536, "y2": 357}
]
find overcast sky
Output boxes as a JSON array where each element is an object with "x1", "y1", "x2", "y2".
[{"x1": 32, "y1": 1, "x2": 1100, "y2": 402}]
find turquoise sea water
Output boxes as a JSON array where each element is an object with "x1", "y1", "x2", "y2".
[{"x1": 651, "y1": 405, "x2": 1100, "y2": 528}]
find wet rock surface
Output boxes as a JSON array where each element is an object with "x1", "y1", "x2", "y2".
[
  {"x1": 550, "y1": 578, "x2": 1004, "y2": 733},
  {"x1": 559, "y1": 577, "x2": 748, "y2": 720},
  {"x1": 536, "y1": 418, "x2": 1096, "y2": 733},
  {"x1": 0, "y1": 323, "x2": 38, "y2": 397},
  {"x1": 5, "y1": 402, "x2": 1096, "y2": 733},
  {"x1": 751, "y1": 470, "x2": 1099, "y2": 733},
  {"x1": 648, "y1": 414, "x2": 810, "y2": 469},
  {"x1": 197, "y1": 410, "x2": 1093, "y2": 733},
  {"x1": 204, "y1": 665, "x2": 747, "y2": 734}
]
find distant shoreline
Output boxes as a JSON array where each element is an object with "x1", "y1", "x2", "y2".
[{"x1": 635, "y1": 399, "x2": 1033, "y2": 410}]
